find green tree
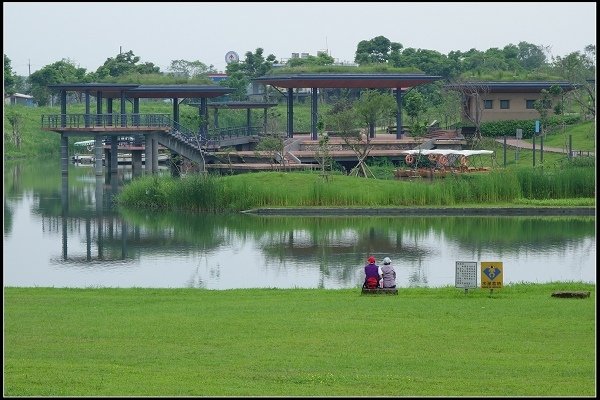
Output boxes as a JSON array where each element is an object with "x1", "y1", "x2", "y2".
[
  {"x1": 168, "y1": 59, "x2": 216, "y2": 78},
  {"x1": 4, "y1": 54, "x2": 16, "y2": 95},
  {"x1": 403, "y1": 90, "x2": 427, "y2": 135},
  {"x1": 222, "y1": 48, "x2": 276, "y2": 101},
  {"x1": 435, "y1": 87, "x2": 462, "y2": 129},
  {"x1": 314, "y1": 116, "x2": 333, "y2": 179},
  {"x1": 517, "y1": 41, "x2": 547, "y2": 70},
  {"x1": 5, "y1": 108, "x2": 23, "y2": 149},
  {"x1": 94, "y1": 50, "x2": 160, "y2": 79},
  {"x1": 354, "y1": 35, "x2": 402, "y2": 65},
  {"x1": 326, "y1": 102, "x2": 374, "y2": 177},
  {"x1": 28, "y1": 59, "x2": 88, "y2": 106},
  {"x1": 553, "y1": 45, "x2": 596, "y2": 118},
  {"x1": 354, "y1": 89, "x2": 396, "y2": 138},
  {"x1": 534, "y1": 85, "x2": 563, "y2": 135},
  {"x1": 394, "y1": 48, "x2": 457, "y2": 78}
]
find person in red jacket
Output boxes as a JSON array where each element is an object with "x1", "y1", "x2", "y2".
[{"x1": 363, "y1": 256, "x2": 382, "y2": 288}]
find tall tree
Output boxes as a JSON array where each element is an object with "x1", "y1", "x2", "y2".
[
  {"x1": 94, "y1": 50, "x2": 160, "y2": 79},
  {"x1": 326, "y1": 101, "x2": 375, "y2": 178},
  {"x1": 553, "y1": 45, "x2": 596, "y2": 118},
  {"x1": 354, "y1": 89, "x2": 396, "y2": 138},
  {"x1": 354, "y1": 35, "x2": 402, "y2": 65},
  {"x1": 517, "y1": 41, "x2": 547, "y2": 70},
  {"x1": 403, "y1": 90, "x2": 427, "y2": 131},
  {"x1": 4, "y1": 54, "x2": 17, "y2": 95},
  {"x1": 28, "y1": 59, "x2": 88, "y2": 105}
]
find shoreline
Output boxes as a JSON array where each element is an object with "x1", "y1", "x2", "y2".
[{"x1": 243, "y1": 207, "x2": 596, "y2": 216}]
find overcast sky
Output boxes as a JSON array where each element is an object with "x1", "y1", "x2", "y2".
[{"x1": 3, "y1": 2, "x2": 596, "y2": 77}]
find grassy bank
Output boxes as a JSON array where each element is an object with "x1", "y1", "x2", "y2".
[
  {"x1": 116, "y1": 168, "x2": 595, "y2": 212},
  {"x1": 4, "y1": 283, "x2": 595, "y2": 396}
]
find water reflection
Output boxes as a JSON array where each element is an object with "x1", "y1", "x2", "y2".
[{"x1": 3, "y1": 159, "x2": 596, "y2": 289}]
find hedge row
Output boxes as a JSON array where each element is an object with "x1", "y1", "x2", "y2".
[{"x1": 466, "y1": 115, "x2": 582, "y2": 139}]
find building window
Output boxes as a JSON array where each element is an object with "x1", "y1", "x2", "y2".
[
  {"x1": 484, "y1": 100, "x2": 493, "y2": 109},
  {"x1": 500, "y1": 100, "x2": 510, "y2": 109},
  {"x1": 526, "y1": 100, "x2": 535, "y2": 109}
]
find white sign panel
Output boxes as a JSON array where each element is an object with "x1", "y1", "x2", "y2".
[
  {"x1": 455, "y1": 261, "x2": 478, "y2": 289},
  {"x1": 516, "y1": 128, "x2": 523, "y2": 139}
]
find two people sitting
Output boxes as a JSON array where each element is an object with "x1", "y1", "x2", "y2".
[{"x1": 363, "y1": 256, "x2": 396, "y2": 289}]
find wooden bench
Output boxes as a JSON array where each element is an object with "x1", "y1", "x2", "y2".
[
  {"x1": 551, "y1": 291, "x2": 590, "y2": 298},
  {"x1": 361, "y1": 288, "x2": 398, "y2": 295}
]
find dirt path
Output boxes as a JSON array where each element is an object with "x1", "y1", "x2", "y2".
[{"x1": 495, "y1": 137, "x2": 594, "y2": 157}]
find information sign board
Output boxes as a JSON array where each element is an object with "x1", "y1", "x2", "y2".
[{"x1": 455, "y1": 261, "x2": 478, "y2": 289}]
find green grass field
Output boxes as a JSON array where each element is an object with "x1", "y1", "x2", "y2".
[{"x1": 4, "y1": 283, "x2": 595, "y2": 396}]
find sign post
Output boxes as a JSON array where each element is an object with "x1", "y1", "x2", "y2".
[
  {"x1": 515, "y1": 129, "x2": 522, "y2": 162},
  {"x1": 481, "y1": 261, "x2": 503, "y2": 296},
  {"x1": 455, "y1": 261, "x2": 478, "y2": 294}
]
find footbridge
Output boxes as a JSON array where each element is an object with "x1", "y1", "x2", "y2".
[{"x1": 42, "y1": 83, "x2": 276, "y2": 176}]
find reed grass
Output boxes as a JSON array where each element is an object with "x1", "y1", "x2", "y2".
[
  {"x1": 4, "y1": 284, "x2": 595, "y2": 396},
  {"x1": 116, "y1": 167, "x2": 595, "y2": 212}
]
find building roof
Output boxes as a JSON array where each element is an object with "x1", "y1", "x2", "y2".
[
  {"x1": 445, "y1": 81, "x2": 577, "y2": 93},
  {"x1": 189, "y1": 101, "x2": 279, "y2": 109},
  {"x1": 47, "y1": 83, "x2": 234, "y2": 98},
  {"x1": 253, "y1": 73, "x2": 441, "y2": 89},
  {"x1": 6, "y1": 92, "x2": 34, "y2": 99}
]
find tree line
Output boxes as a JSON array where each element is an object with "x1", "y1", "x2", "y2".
[{"x1": 3, "y1": 36, "x2": 595, "y2": 122}]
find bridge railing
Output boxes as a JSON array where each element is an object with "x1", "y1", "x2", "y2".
[
  {"x1": 41, "y1": 113, "x2": 172, "y2": 129},
  {"x1": 207, "y1": 126, "x2": 262, "y2": 139},
  {"x1": 167, "y1": 119, "x2": 207, "y2": 149}
]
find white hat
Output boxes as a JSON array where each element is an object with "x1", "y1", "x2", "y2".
[{"x1": 383, "y1": 257, "x2": 391, "y2": 265}]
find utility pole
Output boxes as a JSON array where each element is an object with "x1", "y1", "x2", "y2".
[{"x1": 28, "y1": 59, "x2": 31, "y2": 76}]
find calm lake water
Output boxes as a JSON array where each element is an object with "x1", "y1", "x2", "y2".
[{"x1": 3, "y1": 159, "x2": 596, "y2": 289}]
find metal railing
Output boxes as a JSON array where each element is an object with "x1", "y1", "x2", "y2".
[
  {"x1": 42, "y1": 113, "x2": 263, "y2": 151},
  {"x1": 41, "y1": 113, "x2": 172, "y2": 129}
]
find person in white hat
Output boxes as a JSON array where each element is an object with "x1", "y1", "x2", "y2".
[{"x1": 380, "y1": 257, "x2": 396, "y2": 288}]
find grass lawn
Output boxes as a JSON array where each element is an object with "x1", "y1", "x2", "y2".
[{"x1": 4, "y1": 283, "x2": 595, "y2": 396}]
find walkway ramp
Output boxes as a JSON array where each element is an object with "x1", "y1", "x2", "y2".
[{"x1": 156, "y1": 130, "x2": 208, "y2": 166}]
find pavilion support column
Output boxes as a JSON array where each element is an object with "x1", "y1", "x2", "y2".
[
  {"x1": 85, "y1": 90, "x2": 91, "y2": 127},
  {"x1": 120, "y1": 91, "x2": 127, "y2": 127},
  {"x1": 246, "y1": 108, "x2": 251, "y2": 135},
  {"x1": 396, "y1": 88, "x2": 403, "y2": 139},
  {"x1": 133, "y1": 98, "x2": 140, "y2": 126},
  {"x1": 94, "y1": 137, "x2": 104, "y2": 176},
  {"x1": 200, "y1": 98, "x2": 208, "y2": 137},
  {"x1": 60, "y1": 134, "x2": 69, "y2": 175},
  {"x1": 311, "y1": 88, "x2": 318, "y2": 140},
  {"x1": 152, "y1": 133, "x2": 159, "y2": 173},
  {"x1": 133, "y1": 101, "x2": 143, "y2": 177},
  {"x1": 96, "y1": 92, "x2": 103, "y2": 126},
  {"x1": 107, "y1": 98, "x2": 113, "y2": 126},
  {"x1": 132, "y1": 149, "x2": 143, "y2": 177},
  {"x1": 144, "y1": 134, "x2": 153, "y2": 174},
  {"x1": 173, "y1": 98, "x2": 179, "y2": 127},
  {"x1": 214, "y1": 109, "x2": 219, "y2": 129},
  {"x1": 287, "y1": 88, "x2": 294, "y2": 138},
  {"x1": 110, "y1": 136, "x2": 119, "y2": 174},
  {"x1": 60, "y1": 90, "x2": 67, "y2": 128}
]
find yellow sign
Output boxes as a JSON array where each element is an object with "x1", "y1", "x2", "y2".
[{"x1": 481, "y1": 261, "x2": 503, "y2": 289}]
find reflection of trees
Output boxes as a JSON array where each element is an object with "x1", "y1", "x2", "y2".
[
  {"x1": 408, "y1": 259, "x2": 429, "y2": 288},
  {"x1": 18, "y1": 154, "x2": 595, "y2": 287}
]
